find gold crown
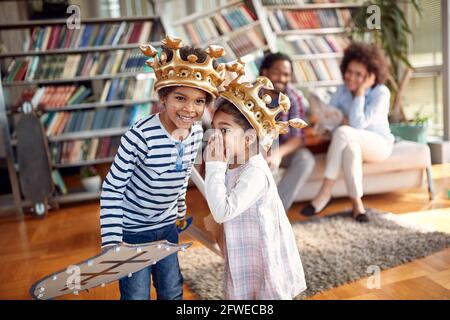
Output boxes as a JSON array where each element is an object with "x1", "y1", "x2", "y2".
[
  {"x1": 140, "y1": 36, "x2": 226, "y2": 97},
  {"x1": 219, "y1": 59, "x2": 308, "y2": 151}
]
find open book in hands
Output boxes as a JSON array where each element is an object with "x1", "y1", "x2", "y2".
[{"x1": 308, "y1": 92, "x2": 343, "y2": 134}]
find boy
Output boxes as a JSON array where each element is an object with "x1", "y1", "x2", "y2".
[{"x1": 100, "y1": 36, "x2": 226, "y2": 300}]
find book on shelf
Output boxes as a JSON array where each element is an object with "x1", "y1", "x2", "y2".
[
  {"x1": 99, "y1": 77, "x2": 154, "y2": 102},
  {"x1": 52, "y1": 170, "x2": 68, "y2": 195},
  {"x1": 278, "y1": 34, "x2": 350, "y2": 56},
  {"x1": 226, "y1": 27, "x2": 267, "y2": 57},
  {"x1": 15, "y1": 85, "x2": 93, "y2": 111},
  {"x1": 23, "y1": 21, "x2": 163, "y2": 52},
  {"x1": 174, "y1": 3, "x2": 257, "y2": 46},
  {"x1": 262, "y1": 0, "x2": 307, "y2": 4},
  {"x1": 50, "y1": 136, "x2": 122, "y2": 165},
  {"x1": 292, "y1": 58, "x2": 342, "y2": 83},
  {"x1": 40, "y1": 103, "x2": 155, "y2": 136},
  {"x1": 261, "y1": 0, "x2": 359, "y2": 6},
  {"x1": 267, "y1": 8, "x2": 354, "y2": 31},
  {"x1": 3, "y1": 48, "x2": 151, "y2": 83}
]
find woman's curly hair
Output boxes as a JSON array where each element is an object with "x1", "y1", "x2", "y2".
[{"x1": 340, "y1": 42, "x2": 389, "y2": 85}]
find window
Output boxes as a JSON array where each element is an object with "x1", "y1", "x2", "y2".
[{"x1": 403, "y1": 0, "x2": 443, "y2": 137}]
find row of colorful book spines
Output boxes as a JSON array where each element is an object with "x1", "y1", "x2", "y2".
[
  {"x1": 16, "y1": 86, "x2": 88, "y2": 109},
  {"x1": 101, "y1": 78, "x2": 154, "y2": 103},
  {"x1": 281, "y1": 36, "x2": 350, "y2": 55},
  {"x1": 15, "y1": 79, "x2": 153, "y2": 110},
  {"x1": 183, "y1": 27, "x2": 266, "y2": 56},
  {"x1": 19, "y1": 85, "x2": 92, "y2": 109},
  {"x1": 270, "y1": 8, "x2": 353, "y2": 30},
  {"x1": 274, "y1": 12, "x2": 349, "y2": 30},
  {"x1": 182, "y1": 4, "x2": 256, "y2": 29},
  {"x1": 4, "y1": 53, "x2": 148, "y2": 82},
  {"x1": 41, "y1": 104, "x2": 151, "y2": 135},
  {"x1": 227, "y1": 34, "x2": 267, "y2": 57},
  {"x1": 262, "y1": 0, "x2": 356, "y2": 5},
  {"x1": 27, "y1": 21, "x2": 161, "y2": 51},
  {"x1": 173, "y1": 4, "x2": 257, "y2": 45},
  {"x1": 174, "y1": 17, "x2": 260, "y2": 48},
  {"x1": 50, "y1": 136, "x2": 121, "y2": 164},
  {"x1": 292, "y1": 59, "x2": 342, "y2": 82}
]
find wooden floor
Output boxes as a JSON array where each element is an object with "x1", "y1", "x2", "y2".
[{"x1": 0, "y1": 164, "x2": 449, "y2": 300}]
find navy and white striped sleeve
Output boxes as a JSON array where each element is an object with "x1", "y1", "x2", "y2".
[{"x1": 99, "y1": 126, "x2": 148, "y2": 247}]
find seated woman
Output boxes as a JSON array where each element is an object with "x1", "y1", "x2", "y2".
[{"x1": 301, "y1": 42, "x2": 394, "y2": 222}]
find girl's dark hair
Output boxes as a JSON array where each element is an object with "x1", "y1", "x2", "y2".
[
  {"x1": 259, "y1": 52, "x2": 293, "y2": 74},
  {"x1": 157, "y1": 45, "x2": 217, "y2": 104},
  {"x1": 340, "y1": 42, "x2": 389, "y2": 85},
  {"x1": 215, "y1": 99, "x2": 253, "y2": 131}
]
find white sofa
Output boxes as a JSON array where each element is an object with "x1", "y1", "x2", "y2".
[{"x1": 291, "y1": 140, "x2": 434, "y2": 202}]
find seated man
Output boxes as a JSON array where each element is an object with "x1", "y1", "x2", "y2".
[{"x1": 260, "y1": 53, "x2": 315, "y2": 212}]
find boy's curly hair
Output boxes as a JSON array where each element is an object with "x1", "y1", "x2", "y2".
[{"x1": 340, "y1": 42, "x2": 389, "y2": 85}]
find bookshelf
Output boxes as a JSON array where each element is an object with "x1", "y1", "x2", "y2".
[
  {"x1": 2, "y1": 72, "x2": 154, "y2": 87},
  {"x1": 0, "y1": 43, "x2": 160, "y2": 58},
  {"x1": 0, "y1": 8, "x2": 164, "y2": 211},
  {"x1": 263, "y1": 2, "x2": 362, "y2": 10},
  {"x1": 253, "y1": 0, "x2": 363, "y2": 89},
  {"x1": 0, "y1": 0, "x2": 367, "y2": 214},
  {"x1": 157, "y1": 0, "x2": 271, "y2": 81}
]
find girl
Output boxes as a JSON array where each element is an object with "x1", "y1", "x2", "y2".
[{"x1": 204, "y1": 76, "x2": 307, "y2": 300}]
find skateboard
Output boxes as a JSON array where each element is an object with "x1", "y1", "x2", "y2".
[{"x1": 16, "y1": 102, "x2": 53, "y2": 216}]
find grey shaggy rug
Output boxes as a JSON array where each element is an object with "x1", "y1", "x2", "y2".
[{"x1": 179, "y1": 210, "x2": 450, "y2": 299}]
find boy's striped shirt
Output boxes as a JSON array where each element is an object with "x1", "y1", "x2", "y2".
[{"x1": 100, "y1": 113, "x2": 203, "y2": 247}]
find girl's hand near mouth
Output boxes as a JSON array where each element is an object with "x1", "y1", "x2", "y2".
[{"x1": 206, "y1": 132, "x2": 229, "y2": 163}]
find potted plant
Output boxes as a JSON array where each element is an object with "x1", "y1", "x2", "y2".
[
  {"x1": 80, "y1": 166, "x2": 102, "y2": 192},
  {"x1": 351, "y1": 0, "x2": 427, "y2": 142},
  {"x1": 390, "y1": 108, "x2": 431, "y2": 144}
]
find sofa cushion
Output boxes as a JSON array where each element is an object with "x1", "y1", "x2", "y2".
[
  {"x1": 294, "y1": 169, "x2": 424, "y2": 202},
  {"x1": 307, "y1": 141, "x2": 431, "y2": 181}
]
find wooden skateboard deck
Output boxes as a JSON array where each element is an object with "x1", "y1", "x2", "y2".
[{"x1": 30, "y1": 240, "x2": 192, "y2": 300}]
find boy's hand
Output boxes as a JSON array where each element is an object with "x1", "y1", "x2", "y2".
[
  {"x1": 176, "y1": 216, "x2": 193, "y2": 233},
  {"x1": 206, "y1": 132, "x2": 229, "y2": 163},
  {"x1": 101, "y1": 243, "x2": 122, "y2": 254}
]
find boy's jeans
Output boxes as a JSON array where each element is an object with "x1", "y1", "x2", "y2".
[{"x1": 119, "y1": 223, "x2": 183, "y2": 300}]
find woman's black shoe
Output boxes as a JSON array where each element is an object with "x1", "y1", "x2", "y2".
[
  {"x1": 300, "y1": 199, "x2": 331, "y2": 216},
  {"x1": 354, "y1": 213, "x2": 369, "y2": 223}
]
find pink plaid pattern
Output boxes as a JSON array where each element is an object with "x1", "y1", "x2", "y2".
[
  {"x1": 222, "y1": 156, "x2": 307, "y2": 300},
  {"x1": 223, "y1": 208, "x2": 264, "y2": 299}
]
